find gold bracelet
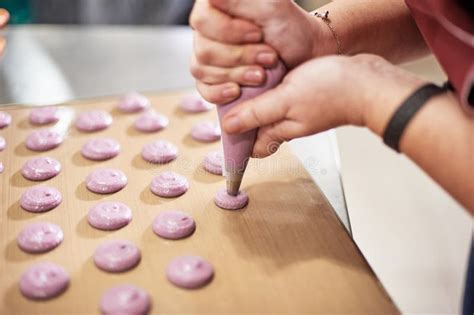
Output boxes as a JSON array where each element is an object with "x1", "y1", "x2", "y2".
[{"x1": 312, "y1": 10, "x2": 343, "y2": 55}]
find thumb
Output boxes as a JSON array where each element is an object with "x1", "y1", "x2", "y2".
[
  {"x1": 222, "y1": 81, "x2": 293, "y2": 134},
  {"x1": 251, "y1": 124, "x2": 289, "y2": 158},
  {"x1": 209, "y1": 0, "x2": 293, "y2": 25},
  {"x1": 209, "y1": 0, "x2": 263, "y2": 22}
]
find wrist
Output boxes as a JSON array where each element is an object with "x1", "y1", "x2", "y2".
[
  {"x1": 309, "y1": 12, "x2": 340, "y2": 57},
  {"x1": 358, "y1": 59, "x2": 427, "y2": 135},
  {"x1": 363, "y1": 78, "x2": 427, "y2": 136},
  {"x1": 398, "y1": 91, "x2": 454, "y2": 153}
]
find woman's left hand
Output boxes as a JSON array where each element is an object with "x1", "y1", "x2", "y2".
[
  {"x1": 0, "y1": 9, "x2": 10, "y2": 56},
  {"x1": 221, "y1": 54, "x2": 425, "y2": 157},
  {"x1": 189, "y1": 0, "x2": 328, "y2": 105}
]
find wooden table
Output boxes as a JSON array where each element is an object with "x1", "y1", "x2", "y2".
[{"x1": 0, "y1": 92, "x2": 399, "y2": 314}]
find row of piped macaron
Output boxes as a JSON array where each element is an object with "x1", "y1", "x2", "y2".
[{"x1": 5, "y1": 93, "x2": 226, "y2": 314}]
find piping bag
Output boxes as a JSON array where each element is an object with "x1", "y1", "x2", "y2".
[{"x1": 217, "y1": 60, "x2": 287, "y2": 196}]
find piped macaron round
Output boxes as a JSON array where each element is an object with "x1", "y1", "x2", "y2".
[
  {"x1": 75, "y1": 110, "x2": 112, "y2": 132},
  {"x1": 0, "y1": 136, "x2": 5, "y2": 151},
  {"x1": 20, "y1": 185, "x2": 62, "y2": 213},
  {"x1": 81, "y1": 138, "x2": 120, "y2": 161},
  {"x1": 202, "y1": 150, "x2": 223, "y2": 175},
  {"x1": 21, "y1": 157, "x2": 61, "y2": 181},
  {"x1": 85, "y1": 168, "x2": 127, "y2": 194},
  {"x1": 93, "y1": 240, "x2": 141, "y2": 273},
  {"x1": 133, "y1": 110, "x2": 169, "y2": 132},
  {"x1": 0, "y1": 111, "x2": 12, "y2": 128},
  {"x1": 25, "y1": 129, "x2": 63, "y2": 151},
  {"x1": 17, "y1": 222, "x2": 64, "y2": 253},
  {"x1": 117, "y1": 92, "x2": 150, "y2": 113},
  {"x1": 99, "y1": 284, "x2": 151, "y2": 315},
  {"x1": 87, "y1": 201, "x2": 132, "y2": 230},
  {"x1": 166, "y1": 255, "x2": 214, "y2": 289},
  {"x1": 152, "y1": 210, "x2": 195, "y2": 240},
  {"x1": 150, "y1": 171, "x2": 189, "y2": 198},
  {"x1": 214, "y1": 187, "x2": 249, "y2": 210},
  {"x1": 19, "y1": 262, "x2": 70, "y2": 300},
  {"x1": 179, "y1": 95, "x2": 213, "y2": 113},
  {"x1": 141, "y1": 140, "x2": 178, "y2": 164},
  {"x1": 29, "y1": 106, "x2": 60, "y2": 125},
  {"x1": 191, "y1": 121, "x2": 221, "y2": 143}
]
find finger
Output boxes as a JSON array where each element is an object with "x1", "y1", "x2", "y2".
[
  {"x1": 191, "y1": 55, "x2": 266, "y2": 86},
  {"x1": 209, "y1": 0, "x2": 291, "y2": 23},
  {"x1": 0, "y1": 9, "x2": 9, "y2": 28},
  {"x1": 196, "y1": 80, "x2": 240, "y2": 105},
  {"x1": 190, "y1": 0, "x2": 262, "y2": 44},
  {"x1": 222, "y1": 82, "x2": 291, "y2": 133},
  {"x1": 251, "y1": 125, "x2": 286, "y2": 158},
  {"x1": 252, "y1": 119, "x2": 303, "y2": 158},
  {"x1": 193, "y1": 32, "x2": 277, "y2": 68}
]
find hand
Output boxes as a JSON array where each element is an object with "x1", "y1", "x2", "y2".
[
  {"x1": 0, "y1": 8, "x2": 9, "y2": 56},
  {"x1": 221, "y1": 54, "x2": 425, "y2": 157},
  {"x1": 189, "y1": 0, "x2": 328, "y2": 104}
]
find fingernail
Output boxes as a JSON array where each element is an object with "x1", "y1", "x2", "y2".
[
  {"x1": 224, "y1": 115, "x2": 241, "y2": 133},
  {"x1": 244, "y1": 31, "x2": 262, "y2": 43},
  {"x1": 244, "y1": 69, "x2": 263, "y2": 83},
  {"x1": 256, "y1": 52, "x2": 276, "y2": 66},
  {"x1": 222, "y1": 85, "x2": 239, "y2": 98}
]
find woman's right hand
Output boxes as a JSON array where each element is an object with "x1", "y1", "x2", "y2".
[
  {"x1": 220, "y1": 54, "x2": 425, "y2": 158},
  {"x1": 189, "y1": 0, "x2": 332, "y2": 105},
  {"x1": 0, "y1": 8, "x2": 9, "y2": 56}
]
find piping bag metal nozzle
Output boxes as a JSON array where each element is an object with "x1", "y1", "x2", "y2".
[
  {"x1": 225, "y1": 171, "x2": 245, "y2": 196},
  {"x1": 217, "y1": 61, "x2": 287, "y2": 196}
]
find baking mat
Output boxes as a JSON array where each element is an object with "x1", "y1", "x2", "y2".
[{"x1": 0, "y1": 91, "x2": 398, "y2": 314}]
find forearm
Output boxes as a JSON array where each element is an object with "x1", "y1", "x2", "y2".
[
  {"x1": 366, "y1": 90, "x2": 474, "y2": 214},
  {"x1": 313, "y1": 0, "x2": 429, "y2": 63}
]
